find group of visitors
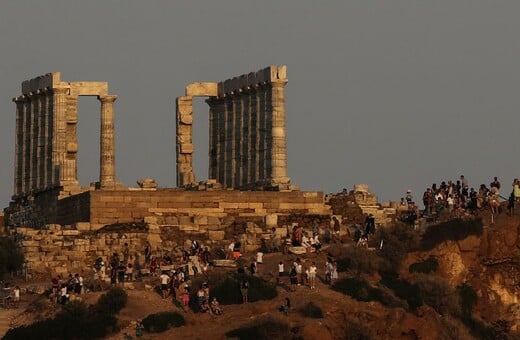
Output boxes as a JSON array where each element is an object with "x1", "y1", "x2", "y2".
[
  {"x1": 417, "y1": 175, "x2": 514, "y2": 219},
  {"x1": 50, "y1": 273, "x2": 83, "y2": 304},
  {"x1": 2, "y1": 283, "x2": 20, "y2": 308}
]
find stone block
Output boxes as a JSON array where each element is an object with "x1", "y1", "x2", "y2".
[
  {"x1": 207, "y1": 216, "x2": 220, "y2": 225},
  {"x1": 75, "y1": 222, "x2": 91, "y2": 231},
  {"x1": 62, "y1": 230, "x2": 80, "y2": 236},
  {"x1": 208, "y1": 231, "x2": 225, "y2": 241},
  {"x1": 194, "y1": 215, "x2": 208, "y2": 225},
  {"x1": 179, "y1": 224, "x2": 200, "y2": 232}
]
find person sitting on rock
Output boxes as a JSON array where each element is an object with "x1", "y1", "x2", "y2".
[{"x1": 210, "y1": 297, "x2": 223, "y2": 315}]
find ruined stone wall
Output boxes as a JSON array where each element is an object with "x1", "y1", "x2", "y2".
[{"x1": 86, "y1": 190, "x2": 329, "y2": 230}]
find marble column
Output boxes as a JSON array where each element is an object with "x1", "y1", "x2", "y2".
[
  {"x1": 249, "y1": 85, "x2": 259, "y2": 184},
  {"x1": 256, "y1": 84, "x2": 267, "y2": 180},
  {"x1": 98, "y1": 95, "x2": 117, "y2": 188},
  {"x1": 23, "y1": 97, "x2": 32, "y2": 193},
  {"x1": 232, "y1": 91, "x2": 242, "y2": 188},
  {"x1": 176, "y1": 96, "x2": 195, "y2": 187},
  {"x1": 269, "y1": 80, "x2": 289, "y2": 182},
  {"x1": 37, "y1": 90, "x2": 46, "y2": 189},
  {"x1": 13, "y1": 96, "x2": 25, "y2": 196},
  {"x1": 43, "y1": 89, "x2": 53, "y2": 188},
  {"x1": 53, "y1": 87, "x2": 69, "y2": 185}
]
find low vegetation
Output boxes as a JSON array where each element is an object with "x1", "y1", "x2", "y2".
[
  {"x1": 142, "y1": 311, "x2": 185, "y2": 333},
  {"x1": 225, "y1": 317, "x2": 292, "y2": 340},
  {"x1": 0, "y1": 236, "x2": 24, "y2": 279},
  {"x1": 4, "y1": 287, "x2": 127, "y2": 340},
  {"x1": 420, "y1": 218, "x2": 483, "y2": 251},
  {"x1": 298, "y1": 301, "x2": 323, "y2": 318},
  {"x1": 409, "y1": 256, "x2": 439, "y2": 274},
  {"x1": 207, "y1": 272, "x2": 277, "y2": 306}
]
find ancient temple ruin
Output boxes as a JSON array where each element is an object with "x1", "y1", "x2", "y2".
[
  {"x1": 176, "y1": 65, "x2": 292, "y2": 190},
  {"x1": 12, "y1": 72, "x2": 118, "y2": 200}
]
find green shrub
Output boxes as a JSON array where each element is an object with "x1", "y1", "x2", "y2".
[
  {"x1": 95, "y1": 287, "x2": 128, "y2": 315},
  {"x1": 0, "y1": 236, "x2": 24, "y2": 279},
  {"x1": 381, "y1": 273, "x2": 423, "y2": 310},
  {"x1": 3, "y1": 300, "x2": 117, "y2": 340},
  {"x1": 344, "y1": 319, "x2": 372, "y2": 340},
  {"x1": 374, "y1": 224, "x2": 420, "y2": 272},
  {"x1": 409, "y1": 256, "x2": 439, "y2": 274},
  {"x1": 420, "y1": 218, "x2": 483, "y2": 251},
  {"x1": 411, "y1": 274, "x2": 460, "y2": 316},
  {"x1": 226, "y1": 317, "x2": 291, "y2": 340},
  {"x1": 335, "y1": 246, "x2": 389, "y2": 275},
  {"x1": 299, "y1": 302, "x2": 323, "y2": 318},
  {"x1": 332, "y1": 278, "x2": 383, "y2": 303},
  {"x1": 210, "y1": 273, "x2": 277, "y2": 306},
  {"x1": 142, "y1": 312, "x2": 186, "y2": 333},
  {"x1": 457, "y1": 283, "x2": 477, "y2": 318}
]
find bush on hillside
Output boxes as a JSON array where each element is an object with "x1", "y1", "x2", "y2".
[
  {"x1": 3, "y1": 300, "x2": 118, "y2": 340},
  {"x1": 0, "y1": 236, "x2": 24, "y2": 279},
  {"x1": 457, "y1": 283, "x2": 477, "y2": 318},
  {"x1": 374, "y1": 224, "x2": 420, "y2": 271},
  {"x1": 208, "y1": 273, "x2": 277, "y2": 306},
  {"x1": 411, "y1": 274, "x2": 460, "y2": 316},
  {"x1": 299, "y1": 302, "x2": 323, "y2": 318},
  {"x1": 142, "y1": 312, "x2": 186, "y2": 333},
  {"x1": 380, "y1": 273, "x2": 423, "y2": 310},
  {"x1": 225, "y1": 317, "x2": 291, "y2": 340},
  {"x1": 95, "y1": 287, "x2": 128, "y2": 315},
  {"x1": 409, "y1": 256, "x2": 439, "y2": 274},
  {"x1": 335, "y1": 246, "x2": 390, "y2": 275},
  {"x1": 3, "y1": 288, "x2": 126, "y2": 340},
  {"x1": 420, "y1": 218, "x2": 483, "y2": 251},
  {"x1": 344, "y1": 319, "x2": 372, "y2": 340},
  {"x1": 332, "y1": 278, "x2": 383, "y2": 303}
]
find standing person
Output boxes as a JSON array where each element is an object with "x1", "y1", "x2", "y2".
[
  {"x1": 331, "y1": 262, "x2": 338, "y2": 285},
  {"x1": 123, "y1": 243, "x2": 130, "y2": 266},
  {"x1": 308, "y1": 262, "x2": 317, "y2": 289},
  {"x1": 325, "y1": 259, "x2": 333, "y2": 285},
  {"x1": 513, "y1": 179, "x2": 520, "y2": 202},
  {"x1": 508, "y1": 191, "x2": 515, "y2": 216},
  {"x1": 332, "y1": 217, "x2": 340, "y2": 243},
  {"x1": 278, "y1": 261, "x2": 285, "y2": 283},
  {"x1": 240, "y1": 279, "x2": 249, "y2": 304},
  {"x1": 13, "y1": 286, "x2": 20, "y2": 307},
  {"x1": 405, "y1": 190, "x2": 413, "y2": 205},
  {"x1": 289, "y1": 265, "x2": 298, "y2": 291},
  {"x1": 295, "y1": 258, "x2": 303, "y2": 286},
  {"x1": 144, "y1": 242, "x2": 151, "y2": 267},
  {"x1": 160, "y1": 271, "x2": 170, "y2": 299}
]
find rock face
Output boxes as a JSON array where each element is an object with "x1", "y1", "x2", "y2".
[{"x1": 405, "y1": 218, "x2": 520, "y2": 333}]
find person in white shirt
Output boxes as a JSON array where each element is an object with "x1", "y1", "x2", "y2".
[
  {"x1": 308, "y1": 262, "x2": 317, "y2": 289},
  {"x1": 159, "y1": 271, "x2": 170, "y2": 299}
]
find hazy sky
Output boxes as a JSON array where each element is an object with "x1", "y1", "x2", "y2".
[{"x1": 1, "y1": 1, "x2": 520, "y2": 208}]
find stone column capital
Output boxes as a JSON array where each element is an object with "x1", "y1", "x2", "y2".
[
  {"x1": 12, "y1": 95, "x2": 28, "y2": 103},
  {"x1": 98, "y1": 95, "x2": 117, "y2": 103},
  {"x1": 270, "y1": 79, "x2": 288, "y2": 87}
]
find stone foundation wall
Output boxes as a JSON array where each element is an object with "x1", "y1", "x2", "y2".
[{"x1": 86, "y1": 189, "x2": 329, "y2": 229}]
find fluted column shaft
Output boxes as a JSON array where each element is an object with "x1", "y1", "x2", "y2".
[
  {"x1": 53, "y1": 87, "x2": 68, "y2": 184},
  {"x1": 98, "y1": 95, "x2": 117, "y2": 188},
  {"x1": 270, "y1": 80, "x2": 288, "y2": 181},
  {"x1": 13, "y1": 96, "x2": 26, "y2": 196}
]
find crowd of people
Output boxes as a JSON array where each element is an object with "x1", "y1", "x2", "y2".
[
  {"x1": 2, "y1": 283, "x2": 20, "y2": 308},
  {"x1": 393, "y1": 175, "x2": 520, "y2": 227},
  {"x1": 49, "y1": 273, "x2": 84, "y2": 304}
]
